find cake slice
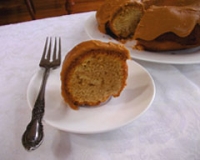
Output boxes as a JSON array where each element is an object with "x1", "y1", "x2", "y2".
[{"x1": 60, "y1": 40, "x2": 130, "y2": 110}]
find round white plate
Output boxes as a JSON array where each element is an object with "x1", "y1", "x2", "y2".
[
  {"x1": 85, "y1": 13, "x2": 200, "y2": 64},
  {"x1": 27, "y1": 60, "x2": 155, "y2": 134}
]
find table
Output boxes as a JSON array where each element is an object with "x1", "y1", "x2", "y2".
[{"x1": 1, "y1": 11, "x2": 200, "y2": 160}]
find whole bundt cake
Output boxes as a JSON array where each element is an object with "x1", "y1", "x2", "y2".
[
  {"x1": 60, "y1": 40, "x2": 130, "y2": 110},
  {"x1": 96, "y1": 0, "x2": 200, "y2": 51}
]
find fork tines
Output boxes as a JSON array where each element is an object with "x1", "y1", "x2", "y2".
[{"x1": 39, "y1": 37, "x2": 61, "y2": 68}]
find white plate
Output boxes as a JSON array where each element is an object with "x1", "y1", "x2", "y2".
[
  {"x1": 27, "y1": 60, "x2": 155, "y2": 134},
  {"x1": 85, "y1": 13, "x2": 200, "y2": 64}
]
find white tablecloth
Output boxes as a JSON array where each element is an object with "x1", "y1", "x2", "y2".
[{"x1": 1, "y1": 11, "x2": 200, "y2": 160}]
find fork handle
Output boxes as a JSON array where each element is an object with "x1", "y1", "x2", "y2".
[{"x1": 22, "y1": 68, "x2": 50, "y2": 151}]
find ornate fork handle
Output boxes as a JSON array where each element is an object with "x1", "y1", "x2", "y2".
[
  {"x1": 22, "y1": 37, "x2": 61, "y2": 151},
  {"x1": 22, "y1": 68, "x2": 50, "y2": 151}
]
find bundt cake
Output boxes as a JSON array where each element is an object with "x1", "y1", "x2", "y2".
[
  {"x1": 96, "y1": 0, "x2": 200, "y2": 51},
  {"x1": 60, "y1": 40, "x2": 130, "y2": 110}
]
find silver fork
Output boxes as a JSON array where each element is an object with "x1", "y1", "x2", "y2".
[{"x1": 22, "y1": 37, "x2": 61, "y2": 151}]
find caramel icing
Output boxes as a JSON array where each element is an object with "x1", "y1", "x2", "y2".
[
  {"x1": 61, "y1": 40, "x2": 130, "y2": 65},
  {"x1": 134, "y1": 5, "x2": 200, "y2": 41}
]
